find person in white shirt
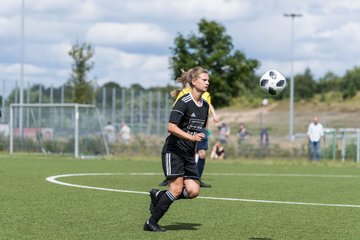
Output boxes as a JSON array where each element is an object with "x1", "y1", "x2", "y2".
[
  {"x1": 104, "y1": 121, "x2": 116, "y2": 143},
  {"x1": 118, "y1": 121, "x2": 131, "y2": 144},
  {"x1": 307, "y1": 116, "x2": 324, "y2": 161}
]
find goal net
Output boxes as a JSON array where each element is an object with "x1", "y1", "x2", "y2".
[{"x1": 9, "y1": 103, "x2": 109, "y2": 158}]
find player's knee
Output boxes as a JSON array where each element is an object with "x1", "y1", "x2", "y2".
[
  {"x1": 188, "y1": 191, "x2": 200, "y2": 199},
  {"x1": 186, "y1": 187, "x2": 200, "y2": 199}
]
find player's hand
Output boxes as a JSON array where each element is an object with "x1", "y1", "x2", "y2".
[{"x1": 192, "y1": 132, "x2": 205, "y2": 142}]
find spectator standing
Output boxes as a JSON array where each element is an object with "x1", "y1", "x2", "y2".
[
  {"x1": 118, "y1": 121, "x2": 131, "y2": 144},
  {"x1": 260, "y1": 128, "x2": 269, "y2": 146},
  {"x1": 103, "y1": 121, "x2": 116, "y2": 143},
  {"x1": 218, "y1": 122, "x2": 230, "y2": 144},
  {"x1": 238, "y1": 123, "x2": 250, "y2": 142},
  {"x1": 307, "y1": 116, "x2": 324, "y2": 161}
]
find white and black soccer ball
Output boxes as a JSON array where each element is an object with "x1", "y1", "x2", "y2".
[{"x1": 259, "y1": 70, "x2": 287, "y2": 96}]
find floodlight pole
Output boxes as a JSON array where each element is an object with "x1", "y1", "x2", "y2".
[
  {"x1": 284, "y1": 13, "x2": 302, "y2": 141},
  {"x1": 19, "y1": 0, "x2": 25, "y2": 139}
]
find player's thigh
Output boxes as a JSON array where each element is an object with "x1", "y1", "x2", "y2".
[
  {"x1": 162, "y1": 152, "x2": 185, "y2": 178},
  {"x1": 183, "y1": 155, "x2": 200, "y2": 180}
]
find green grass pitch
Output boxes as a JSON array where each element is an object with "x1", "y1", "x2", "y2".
[{"x1": 1, "y1": 154, "x2": 360, "y2": 239}]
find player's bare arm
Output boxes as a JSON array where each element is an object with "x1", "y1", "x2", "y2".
[
  {"x1": 168, "y1": 123, "x2": 205, "y2": 142},
  {"x1": 209, "y1": 103, "x2": 219, "y2": 123}
]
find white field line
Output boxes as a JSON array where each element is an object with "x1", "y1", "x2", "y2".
[
  {"x1": 206, "y1": 173, "x2": 360, "y2": 178},
  {"x1": 46, "y1": 173, "x2": 360, "y2": 208}
]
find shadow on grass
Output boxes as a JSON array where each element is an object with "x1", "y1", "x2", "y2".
[
  {"x1": 163, "y1": 222, "x2": 202, "y2": 231},
  {"x1": 249, "y1": 238, "x2": 273, "y2": 240}
]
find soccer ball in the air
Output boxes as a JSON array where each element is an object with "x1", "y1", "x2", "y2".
[{"x1": 259, "y1": 70, "x2": 287, "y2": 96}]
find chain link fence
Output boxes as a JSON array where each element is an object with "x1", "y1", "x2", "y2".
[
  {"x1": 209, "y1": 110, "x2": 360, "y2": 161},
  {"x1": 1, "y1": 81, "x2": 360, "y2": 161}
]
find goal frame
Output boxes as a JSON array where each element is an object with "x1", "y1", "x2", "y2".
[{"x1": 9, "y1": 103, "x2": 109, "y2": 158}]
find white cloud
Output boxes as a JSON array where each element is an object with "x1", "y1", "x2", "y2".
[
  {"x1": 26, "y1": 43, "x2": 73, "y2": 66},
  {"x1": 0, "y1": 1, "x2": 19, "y2": 16},
  {"x1": 155, "y1": 0, "x2": 253, "y2": 21},
  {"x1": 86, "y1": 22, "x2": 169, "y2": 45},
  {"x1": 94, "y1": 47, "x2": 144, "y2": 70},
  {"x1": 25, "y1": 0, "x2": 75, "y2": 11},
  {"x1": 66, "y1": 1, "x2": 107, "y2": 22},
  {"x1": 22, "y1": 0, "x2": 105, "y2": 21},
  {"x1": 0, "y1": 14, "x2": 28, "y2": 43},
  {"x1": 0, "y1": 17, "x2": 15, "y2": 39},
  {"x1": 93, "y1": 47, "x2": 170, "y2": 87},
  {"x1": 2, "y1": 0, "x2": 360, "y2": 89},
  {"x1": 317, "y1": 22, "x2": 360, "y2": 41},
  {"x1": 0, "y1": 63, "x2": 46, "y2": 75},
  {"x1": 99, "y1": 0, "x2": 253, "y2": 22},
  {"x1": 24, "y1": 20, "x2": 81, "y2": 43}
]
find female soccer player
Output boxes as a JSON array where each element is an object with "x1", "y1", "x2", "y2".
[
  {"x1": 158, "y1": 71, "x2": 219, "y2": 187},
  {"x1": 143, "y1": 67, "x2": 210, "y2": 232}
]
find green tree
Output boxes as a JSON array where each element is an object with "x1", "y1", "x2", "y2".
[
  {"x1": 130, "y1": 83, "x2": 145, "y2": 92},
  {"x1": 317, "y1": 71, "x2": 341, "y2": 93},
  {"x1": 294, "y1": 68, "x2": 316, "y2": 100},
  {"x1": 103, "y1": 82, "x2": 121, "y2": 89},
  {"x1": 170, "y1": 19, "x2": 259, "y2": 107},
  {"x1": 341, "y1": 66, "x2": 360, "y2": 99},
  {"x1": 94, "y1": 82, "x2": 121, "y2": 108},
  {"x1": 6, "y1": 84, "x2": 49, "y2": 104},
  {"x1": 68, "y1": 42, "x2": 95, "y2": 104}
]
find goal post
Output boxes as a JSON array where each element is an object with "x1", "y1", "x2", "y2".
[
  {"x1": 337, "y1": 128, "x2": 360, "y2": 163},
  {"x1": 9, "y1": 103, "x2": 109, "y2": 158}
]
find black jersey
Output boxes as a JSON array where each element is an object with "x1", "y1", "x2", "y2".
[{"x1": 162, "y1": 93, "x2": 209, "y2": 156}]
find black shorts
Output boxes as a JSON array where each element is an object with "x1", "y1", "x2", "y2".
[{"x1": 162, "y1": 152, "x2": 199, "y2": 180}]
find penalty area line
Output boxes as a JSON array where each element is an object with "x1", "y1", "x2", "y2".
[{"x1": 46, "y1": 173, "x2": 360, "y2": 209}]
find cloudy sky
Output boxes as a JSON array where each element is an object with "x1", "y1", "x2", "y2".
[{"x1": 1, "y1": 0, "x2": 360, "y2": 90}]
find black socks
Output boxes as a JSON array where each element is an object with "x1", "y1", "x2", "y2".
[
  {"x1": 197, "y1": 158, "x2": 205, "y2": 178},
  {"x1": 150, "y1": 191, "x2": 176, "y2": 223}
]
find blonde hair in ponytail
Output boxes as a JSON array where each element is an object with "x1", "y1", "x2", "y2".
[
  {"x1": 177, "y1": 67, "x2": 208, "y2": 87},
  {"x1": 171, "y1": 67, "x2": 208, "y2": 98}
]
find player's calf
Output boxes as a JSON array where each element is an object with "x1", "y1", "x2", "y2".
[{"x1": 149, "y1": 189, "x2": 163, "y2": 214}]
